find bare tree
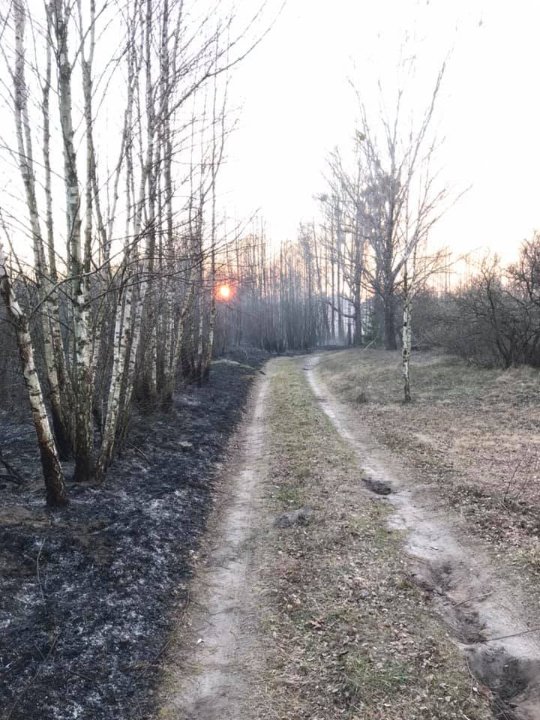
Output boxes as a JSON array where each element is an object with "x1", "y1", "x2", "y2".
[
  {"x1": 1, "y1": 0, "x2": 274, "y2": 496},
  {"x1": 354, "y1": 65, "x2": 447, "y2": 351},
  {"x1": 0, "y1": 238, "x2": 68, "y2": 506}
]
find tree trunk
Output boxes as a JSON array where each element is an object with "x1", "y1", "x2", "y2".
[
  {"x1": 95, "y1": 279, "x2": 132, "y2": 480},
  {"x1": 401, "y1": 269, "x2": 412, "y2": 403},
  {"x1": 13, "y1": 0, "x2": 72, "y2": 459},
  {"x1": 384, "y1": 294, "x2": 397, "y2": 350},
  {"x1": 0, "y1": 243, "x2": 68, "y2": 507},
  {"x1": 53, "y1": 0, "x2": 95, "y2": 481}
]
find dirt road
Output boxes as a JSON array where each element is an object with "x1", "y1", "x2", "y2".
[
  {"x1": 157, "y1": 371, "x2": 269, "y2": 720},
  {"x1": 156, "y1": 355, "x2": 540, "y2": 720},
  {"x1": 307, "y1": 355, "x2": 540, "y2": 720}
]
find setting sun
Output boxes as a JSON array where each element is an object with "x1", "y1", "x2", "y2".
[{"x1": 216, "y1": 284, "x2": 232, "y2": 301}]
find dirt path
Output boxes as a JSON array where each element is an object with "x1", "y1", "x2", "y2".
[
  {"x1": 157, "y1": 372, "x2": 269, "y2": 720},
  {"x1": 307, "y1": 355, "x2": 540, "y2": 720},
  {"x1": 157, "y1": 354, "x2": 540, "y2": 720}
]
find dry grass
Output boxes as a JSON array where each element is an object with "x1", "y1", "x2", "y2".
[
  {"x1": 318, "y1": 348, "x2": 540, "y2": 572},
  {"x1": 252, "y1": 357, "x2": 492, "y2": 720}
]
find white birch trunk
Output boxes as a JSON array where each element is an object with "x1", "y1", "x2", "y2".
[
  {"x1": 13, "y1": 0, "x2": 72, "y2": 457},
  {"x1": 401, "y1": 266, "x2": 412, "y2": 403},
  {"x1": 53, "y1": 0, "x2": 94, "y2": 480},
  {"x1": 0, "y1": 242, "x2": 67, "y2": 507},
  {"x1": 96, "y1": 19, "x2": 139, "y2": 477},
  {"x1": 96, "y1": 279, "x2": 132, "y2": 478},
  {"x1": 160, "y1": 275, "x2": 196, "y2": 403},
  {"x1": 108, "y1": 3, "x2": 154, "y2": 448}
]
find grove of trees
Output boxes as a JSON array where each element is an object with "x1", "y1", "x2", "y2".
[
  {"x1": 0, "y1": 0, "x2": 272, "y2": 505},
  {"x1": 1, "y1": 4, "x2": 539, "y2": 509}
]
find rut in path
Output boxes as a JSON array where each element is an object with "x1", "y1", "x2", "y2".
[
  {"x1": 159, "y1": 356, "x2": 540, "y2": 720},
  {"x1": 157, "y1": 372, "x2": 269, "y2": 720},
  {"x1": 307, "y1": 355, "x2": 540, "y2": 720}
]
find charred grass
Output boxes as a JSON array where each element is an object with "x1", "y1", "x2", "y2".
[
  {"x1": 0, "y1": 358, "x2": 263, "y2": 720},
  {"x1": 254, "y1": 358, "x2": 491, "y2": 720},
  {"x1": 317, "y1": 349, "x2": 540, "y2": 575}
]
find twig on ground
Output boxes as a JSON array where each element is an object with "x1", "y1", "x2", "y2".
[
  {"x1": 0, "y1": 473, "x2": 23, "y2": 484},
  {"x1": 5, "y1": 631, "x2": 60, "y2": 720},
  {"x1": 0, "y1": 447, "x2": 23, "y2": 484},
  {"x1": 484, "y1": 625, "x2": 540, "y2": 643},
  {"x1": 36, "y1": 539, "x2": 46, "y2": 603},
  {"x1": 453, "y1": 591, "x2": 492, "y2": 608},
  {"x1": 125, "y1": 441, "x2": 151, "y2": 464}
]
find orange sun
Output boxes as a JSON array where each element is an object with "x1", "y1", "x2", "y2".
[{"x1": 216, "y1": 283, "x2": 232, "y2": 301}]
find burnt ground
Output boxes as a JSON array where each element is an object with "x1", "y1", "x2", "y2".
[{"x1": 0, "y1": 354, "x2": 266, "y2": 720}]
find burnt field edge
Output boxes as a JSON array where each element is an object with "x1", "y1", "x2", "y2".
[{"x1": 0, "y1": 358, "x2": 263, "y2": 720}]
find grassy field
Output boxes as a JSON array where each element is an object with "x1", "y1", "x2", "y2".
[
  {"x1": 318, "y1": 349, "x2": 540, "y2": 571},
  {"x1": 252, "y1": 357, "x2": 492, "y2": 720}
]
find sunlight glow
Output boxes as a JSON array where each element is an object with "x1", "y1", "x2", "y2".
[{"x1": 216, "y1": 284, "x2": 232, "y2": 301}]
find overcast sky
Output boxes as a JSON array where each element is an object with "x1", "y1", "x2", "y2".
[{"x1": 220, "y1": 0, "x2": 540, "y2": 262}]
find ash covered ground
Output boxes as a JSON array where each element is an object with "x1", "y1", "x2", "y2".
[{"x1": 0, "y1": 356, "x2": 264, "y2": 720}]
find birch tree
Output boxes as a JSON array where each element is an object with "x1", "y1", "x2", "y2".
[
  {"x1": 12, "y1": 0, "x2": 73, "y2": 458},
  {"x1": 0, "y1": 239, "x2": 68, "y2": 507},
  {"x1": 401, "y1": 259, "x2": 413, "y2": 403},
  {"x1": 1, "y1": 0, "x2": 273, "y2": 494},
  {"x1": 355, "y1": 65, "x2": 447, "y2": 350},
  {"x1": 51, "y1": 0, "x2": 96, "y2": 481}
]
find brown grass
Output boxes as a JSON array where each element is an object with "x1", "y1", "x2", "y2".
[
  {"x1": 318, "y1": 348, "x2": 540, "y2": 571},
  {"x1": 252, "y1": 357, "x2": 492, "y2": 720}
]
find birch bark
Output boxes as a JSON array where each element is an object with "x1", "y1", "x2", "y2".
[
  {"x1": 96, "y1": 13, "x2": 140, "y2": 478},
  {"x1": 401, "y1": 264, "x2": 413, "y2": 403},
  {"x1": 110, "y1": 0, "x2": 155, "y2": 447},
  {"x1": 13, "y1": 0, "x2": 72, "y2": 458},
  {"x1": 52, "y1": 0, "x2": 95, "y2": 480},
  {"x1": 0, "y1": 242, "x2": 68, "y2": 507}
]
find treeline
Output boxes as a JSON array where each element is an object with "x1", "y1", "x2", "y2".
[
  {"x1": 212, "y1": 64, "x2": 449, "y2": 377},
  {"x1": 213, "y1": 228, "x2": 540, "y2": 376},
  {"x1": 414, "y1": 238, "x2": 540, "y2": 369},
  {"x1": 213, "y1": 232, "x2": 330, "y2": 354}
]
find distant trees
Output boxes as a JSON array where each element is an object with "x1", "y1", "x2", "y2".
[
  {"x1": 318, "y1": 148, "x2": 367, "y2": 346},
  {"x1": 421, "y1": 239, "x2": 540, "y2": 369},
  {"x1": 301, "y1": 62, "x2": 449, "y2": 375},
  {"x1": 213, "y1": 230, "x2": 328, "y2": 353},
  {"x1": 213, "y1": 55, "x2": 449, "y2": 372}
]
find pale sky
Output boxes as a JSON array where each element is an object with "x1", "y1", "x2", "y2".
[{"x1": 221, "y1": 0, "x2": 540, "y2": 262}]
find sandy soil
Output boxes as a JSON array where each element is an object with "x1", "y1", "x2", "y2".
[
  {"x1": 148, "y1": 356, "x2": 540, "y2": 720},
  {"x1": 156, "y1": 372, "x2": 270, "y2": 720}
]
